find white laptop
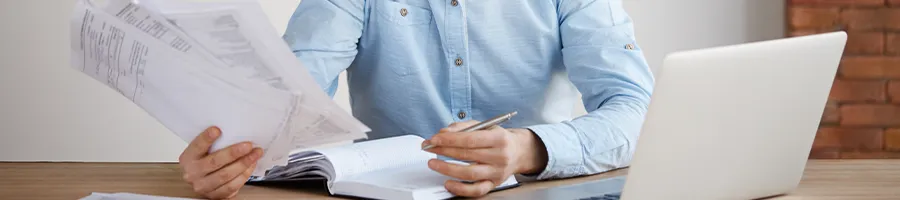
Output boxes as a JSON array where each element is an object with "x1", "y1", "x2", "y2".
[{"x1": 496, "y1": 31, "x2": 847, "y2": 200}]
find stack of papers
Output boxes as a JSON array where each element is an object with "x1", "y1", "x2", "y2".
[{"x1": 69, "y1": 0, "x2": 369, "y2": 176}]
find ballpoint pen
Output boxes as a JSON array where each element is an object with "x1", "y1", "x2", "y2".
[{"x1": 421, "y1": 111, "x2": 518, "y2": 150}]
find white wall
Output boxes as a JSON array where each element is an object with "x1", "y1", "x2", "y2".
[
  {"x1": 0, "y1": 0, "x2": 784, "y2": 162},
  {"x1": 0, "y1": 0, "x2": 303, "y2": 162},
  {"x1": 625, "y1": 0, "x2": 787, "y2": 75}
]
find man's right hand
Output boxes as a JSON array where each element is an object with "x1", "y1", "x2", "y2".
[{"x1": 179, "y1": 126, "x2": 264, "y2": 199}]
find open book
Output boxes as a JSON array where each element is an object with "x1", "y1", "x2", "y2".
[{"x1": 248, "y1": 135, "x2": 520, "y2": 200}]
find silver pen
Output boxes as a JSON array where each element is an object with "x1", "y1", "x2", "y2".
[{"x1": 421, "y1": 111, "x2": 518, "y2": 150}]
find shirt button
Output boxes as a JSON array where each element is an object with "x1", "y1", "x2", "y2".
[
  {"x1": 625, "y1": 44, "x2": 635, "y2": 50},
  {"x1": 400, "y1": 8, "x2": 408, "y2": 17},
  {"x1": 455, "y1": 58, "x2": 463, "y2": 66},
  {"x1": 457, "y1": 111, "x2": 466, "y2": 119},
  {"x1": 451, "y1": 0, "x2": 458, "y2": 6}
]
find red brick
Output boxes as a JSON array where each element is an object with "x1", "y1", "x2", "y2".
[
  {"x1": 791, "y1": 7, "x2": 841, "y2": 30},
  {"x1": 839, "y1": 56, "x2": 900, "y2": 79},
  {"x1": 888, "y1": 9, "x2": 900, "y2": 30},
  {"x1": 890, "y1": 81, "x2": 900, "y2": 103},
  {"x1": 888, "y1": 33, "x2": 900, "y2": 55},
  {"x1": 822, "y1": 100, "x2": 841, "y2": 124},
  {"x1": 845, "y1": 32, "x2": 885, "y2": 55},
  {"x1": 828, "y1": 80, "x2": 886, "y2": 102},
  {"x1": 840, "y1": 104, "x2": 900, "y2": 126},
  {"x1": 886, "y1": 129, "x2": 900, "y2": 151},
  {"x1": 841, "y1": 8, "x2": 888, "y2": 30},
  {"x1": 841, "y1": 151, "x2": 900, "y2": 158},
  {"x1": 789, "y1": 0, "x2": 886, "y2": 7},
  {"x1": 839, "y1": 8, "x2": 900, "y2": 31},
  {"x1": 809, "y1": 148, "x2": 841, "y2": 159},
  {"x1": 813, "y1": 127, "x2": 884, "y2": 150}
]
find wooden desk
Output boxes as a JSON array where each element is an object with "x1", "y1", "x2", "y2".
[{"x1": 1, "y1": 160, "x2": 898, "y2": 199}]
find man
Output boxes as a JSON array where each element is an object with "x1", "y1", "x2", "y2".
[{"x1": 177, "y1": 0, "x2": 654, "y2": 199}]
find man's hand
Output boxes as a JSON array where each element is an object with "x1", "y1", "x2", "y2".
[
  {"x1": 178, "y1": 127, "x2": 264, "y2": 199},
  {"x1": 422, "y1": 121, "x2": 548, "y2": 197}
]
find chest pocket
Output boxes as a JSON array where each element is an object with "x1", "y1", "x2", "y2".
[
  {"x1": 363, "y1": 0, "x2": 436, "y2": 77},
  {"x1": 374, "y1": 0, "x2": 433, "y2": 26}
]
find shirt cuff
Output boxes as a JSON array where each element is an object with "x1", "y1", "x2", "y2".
[{"x1": 520, "y1": 122, "x2": 585, "y2": 180}]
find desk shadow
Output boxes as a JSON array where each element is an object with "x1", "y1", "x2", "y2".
[{"x1": 754, "y1": 193, "x2": 787, "y2": 200}]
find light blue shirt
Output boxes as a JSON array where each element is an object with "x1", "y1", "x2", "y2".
[{"x1": 282, "y1": 0, "x2": 654, "y2": 180}]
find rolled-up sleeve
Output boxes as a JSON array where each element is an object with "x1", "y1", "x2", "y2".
[
  {"x1": 524, "y1": 0, "x2": 655, "y2": 180},
  {"x1": 282, "y1": 0, "x2": 365, "y2": 97}
]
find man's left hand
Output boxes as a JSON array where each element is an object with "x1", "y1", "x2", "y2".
[{"x1": 422, "y1": 121, "x2": 548, "y2": 197}]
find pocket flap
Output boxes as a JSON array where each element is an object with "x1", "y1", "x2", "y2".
[{"x1": 375, "y1": 0, "x2": 433, "y2": 25}]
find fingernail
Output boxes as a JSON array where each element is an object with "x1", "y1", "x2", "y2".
[
  {"x1": 445, "y1": 180, "x2": 458, "y2": 190},
  {"x1": 208, "y1": 128, "x2": 220, "y2": 139},
  {"x1": 431, "y1": 138, "x2": 441, "y2": 145},
  {"x1": 251, "y1": 149, "x2": 263, "y2": 161},
  {"x1": 428, "y1": 159, "x2": 439, "y2": 169},
  {"x1": 236, "y1": 143, "x2": 251, "y2": 154}
]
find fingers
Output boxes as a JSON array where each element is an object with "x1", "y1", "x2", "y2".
[
  {"x1": 428, "y1": 159, "x2": 499, "y2": 182},
  {"x1": 180, "y1": 127, "x2": 221, "y2": 162},
  {"x1": 430, "y1": 129, "x2": 507, "y2": 149},
  {"x1": 190, "y1": 148, "x2": 263, "y2": 195},
  {"x1": 178, "y1": 127, "x2": 259, "y2": 199},
  {"x1": 445, "y1": 179, "x2": 496, "y2": 197},
  {"x1": 441, "y1": 121, "x2": 481, "y2": 132},
  {"x1": 204, "y1": 162, "x2": 257, "y2": 199},
  {"x1": 425, "y1": 121, "x2": 481, "y2": 148},
  {"x1": 426, "y1": 147, "x2": 503, "y2": 164},
  {"x1": 185, "y1": 142, "x2": 256, "y2": 180}
]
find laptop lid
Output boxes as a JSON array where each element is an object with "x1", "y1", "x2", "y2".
[{"x1": 620, "y1": 32, "x2": 847, "y2": 200}]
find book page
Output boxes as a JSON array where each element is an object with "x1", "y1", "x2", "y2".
[
  {"x1": 340, "y1": 160, "x2": 447, "y2": 192},
  {"x1": 314, "y1": 135, "x2": 435, "y2": 181},
  {"x1": 334, "y1": 160, "x2": 520, "y2": 200}
]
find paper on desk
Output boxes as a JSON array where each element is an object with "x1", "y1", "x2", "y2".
[{"x1": 79, "y1": 192, "x2": 201, "y2": 200}]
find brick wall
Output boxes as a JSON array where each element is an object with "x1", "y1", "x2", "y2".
[{"x1": 788, "y1": 0, "x2": 900, "y2": 159}]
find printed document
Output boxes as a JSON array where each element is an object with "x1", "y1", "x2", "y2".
[{"x1": 69, "y1": 0, "x2": 370, "y2": 176}]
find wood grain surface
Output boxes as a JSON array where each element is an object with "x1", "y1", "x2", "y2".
[{"x1": 1, "y1": 160, "x2": 898, "y2": 199}]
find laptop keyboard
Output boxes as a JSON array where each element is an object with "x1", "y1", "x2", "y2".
[{"x1": 577, "y1": 192, "x2": 622, "y2": 200}]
